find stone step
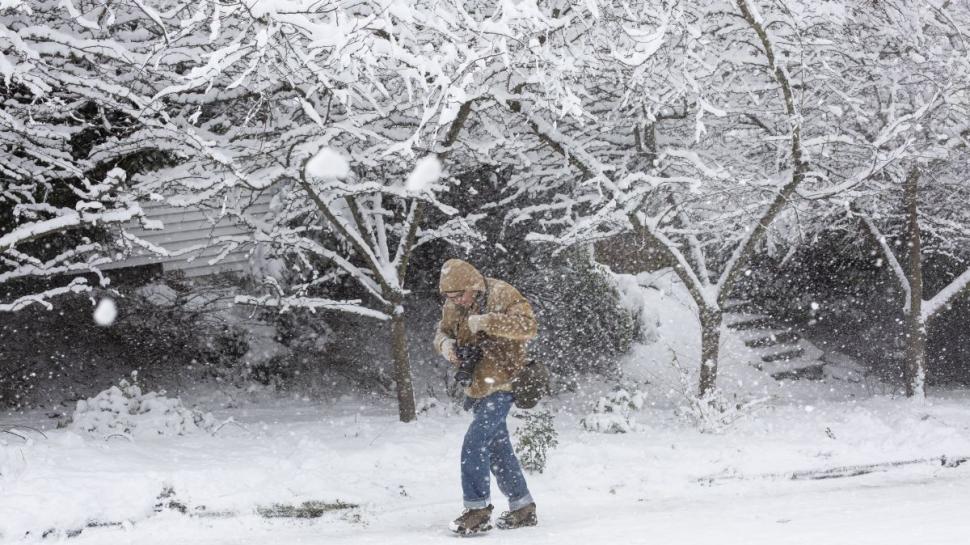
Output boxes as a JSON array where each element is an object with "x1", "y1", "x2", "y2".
[
  {"x1": 722, "y1": 299, "x2": 758, "y2": 313},
  {"x1": 763, "y1": 344, "x2": 828, "y2": 378},
  {"x1": 744, "y1": 330, "x2": 800, "y2": 348},
  {"x1": 728, "y1": 311, "x2": 828, "y2": 382},
  {"x1": 726, "y1": 316, "x2": 774, "y2": 331},
  {"x1": 760, "y1": 346, "x2": 806, "y2": 363},
  {"x1": 770, "y1": 362, "x2": 827, "y2": 381},
  {"x1": 739, "y1": 328, "x2": 788, "y2": 341}
]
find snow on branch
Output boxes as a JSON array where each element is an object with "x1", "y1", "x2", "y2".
[
  {"x1": 856, "y1": 209, "x2": 912, "y2": 314},
  {"x1": 923, "y1": 268, "x2": 970, "y2": 322},
  {"x1": 234, "y1": 293, "x2": 391, "y2": 321},
  {"x1": 796, "y1": 143, "x2": 911, "y2": 201},
  {"x1": 0, "y1": 277, "x2": 90, "y2": 312}
]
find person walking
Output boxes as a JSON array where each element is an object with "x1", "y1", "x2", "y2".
[{"x1": 433, "y1": 258, "x2": 539, "y2": 536}]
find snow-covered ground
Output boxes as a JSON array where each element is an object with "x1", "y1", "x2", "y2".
[
  {"x1": 4, "y1": 386, "x2": 970, "y2": 544},
  {"x1": 3, "y1": 274, "x2": 969, "y2": 544}
]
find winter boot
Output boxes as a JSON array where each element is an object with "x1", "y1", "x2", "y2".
[
  {"x1": 496, "y1": 502, "x2": 537, "y2": 530},
  {"x1": 449, "y1": 504, "x2": 494, "y2": 536}
]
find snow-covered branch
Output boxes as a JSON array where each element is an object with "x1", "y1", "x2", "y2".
[{"x1": 923, "y1": 269, "x2": 970, "y2": 322}]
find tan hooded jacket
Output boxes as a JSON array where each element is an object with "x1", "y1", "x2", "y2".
[{"x1": 433, "y1": 259, "x2": 538, "y2": 398}]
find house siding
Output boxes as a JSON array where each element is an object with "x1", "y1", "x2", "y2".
[{"x1": 102, "y1": 190, "x2": 276, "y2": 278}]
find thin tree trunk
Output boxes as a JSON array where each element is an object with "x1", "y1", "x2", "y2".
[
  {"x1": 903, "y1": 169, "x2": 926, "y2": 399},
  {"x1": 390, "y1": 302, "x2": 416, "y2": 422},
  {"x1": 699, "y1": 306, "x2": 722, "y2": 396}
]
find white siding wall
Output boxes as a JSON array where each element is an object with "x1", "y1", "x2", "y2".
[{"x1": 102, "y1": 190, "x2": 276, "y2": 278}]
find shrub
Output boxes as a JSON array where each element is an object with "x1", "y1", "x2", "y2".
[
  {"x1": 667, "y1": 354, "x2": 769, "y2": 433},
  {"x1": 69, "y1": 373, "x2": 217, "y2": 439},
  {"x1": 580, "y1": 386, "x2": 646, "y2": 434},
  {"x1": 513, "y1": 410, "x2": 558, "y2": 473},
  {"x1": 248, "y1": 353, "x2": 295, "y2": 387},
  {"x1": 516, "y1": 248, "x2": 640, "y2": 379}
]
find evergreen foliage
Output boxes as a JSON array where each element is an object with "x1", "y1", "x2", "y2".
[{"x1": 513, "y1": 410, "x2": 559, "y2": 474}]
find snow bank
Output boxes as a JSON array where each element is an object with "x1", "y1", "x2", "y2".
[{"x1": 70, "y1": 379, "x2": 217, "y2": 440}]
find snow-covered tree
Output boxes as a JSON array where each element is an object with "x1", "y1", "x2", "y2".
[
  {"x1": 11, "y1": 0, "x2": 969, "y2": 407},
  {"x1": 470, "y1": 1, "x2": 911, "y2": 396},
  {"x1": 106, "y1": 1, "x2": 500, "y2": 421},
  {"x1": 836, "y1": 0, "x2": 970, "y2": 399}
]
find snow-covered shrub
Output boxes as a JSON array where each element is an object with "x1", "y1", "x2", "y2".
[
  {"x1": 652, "y1": 351, "x2": 769, "y2": 433},
  {"x1": 675, "y1": 389, "x2": 769, "y2": 434},
  {"x1": 70, "y1": 376, "x2": 217, "y2": 439},
  {"x1": 513, "y1": 410, "x2": 558, "y2": 473},
  {"x1": 581, "y1": 386, "x2": 647, "y2": 434},
  {"x1": 672, "y1": 358, "x2": 770, "y2": 433}
]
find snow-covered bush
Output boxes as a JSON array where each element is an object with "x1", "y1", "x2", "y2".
[
  {"x1": 656, "y1": 351, "x2": 769, "y2": 433},
  {"x1": 581, "y1": 386, "x2": 647, "y2": 434},
  {"x1": 674, "y1": 388, "x2": 769, "y2": 434},
  {"x1": 70, "y1": 376, "x2": 217, "y2": 439},
  {"x1": 513, "y1": 410, "x2": 558, "y2": 473}
]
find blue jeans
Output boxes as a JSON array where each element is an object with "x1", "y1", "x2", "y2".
[{"x1": 461, "y1": 391, "x2": 533, "y2": 510}]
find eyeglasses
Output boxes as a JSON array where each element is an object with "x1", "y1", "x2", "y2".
[{"x1": 443, "y1": 291, "x2": 464, "y2": 301}]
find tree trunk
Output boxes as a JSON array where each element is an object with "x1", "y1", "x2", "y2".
[
  {"x1": 390, "y1": 304, "x2": 417, "y2": 422},
  {"x1": 903, "y1": 169, "x2": 926, "y2": 399},
  {"x1": 905, "y1": 311, "x2": 928, "y2": 399},
  {"x1": 699, "y1": 306, "x2": 722, "y2": 397}
]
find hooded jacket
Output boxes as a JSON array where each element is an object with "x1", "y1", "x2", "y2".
[{"x1": 433, "y1": 259, "x2": 538, "y2": 398}]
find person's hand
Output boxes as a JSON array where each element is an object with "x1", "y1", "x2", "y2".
[
  {"x1": 467, "y1": 314, "x2": 488, "y2": 335},
  {"x1": 442, "y1": 339, "x2": 459, "y2": 364}
]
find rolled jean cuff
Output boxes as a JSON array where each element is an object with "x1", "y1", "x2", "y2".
[
  {"x1": 463, "y1": 497, "x2": 490, "y2": 509},
  {"x1": 509, "y1": 492, "x2": 534, "y2": 511}
]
